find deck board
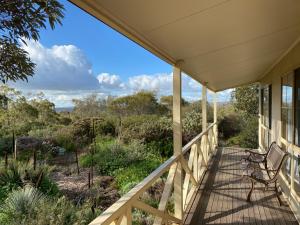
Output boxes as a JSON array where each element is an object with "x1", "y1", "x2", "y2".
[{"x1": 186, "y1": 147, "x2": 298, "y2": 225}]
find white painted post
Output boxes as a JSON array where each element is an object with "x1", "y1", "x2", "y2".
[
  {"x1": 258, "y1": 83, "x2": 262, "y2": 150},
  {"x1": 202, "y1": 85, "x2": 208, "y2": 160},
  {"x1": 202, "y1": 85, "x2": 207, "y2": 131},
  {"x1": 173, "y1": 66, "x2": 183, "y2": 220},
  {"x1": 213, "y1": 92, "x2": 218, "y2": 148}
]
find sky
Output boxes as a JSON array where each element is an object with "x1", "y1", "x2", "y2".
[{"x1": 10, "y1": 0, "x2": 231, "y2": 107}]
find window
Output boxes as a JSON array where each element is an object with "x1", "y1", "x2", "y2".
[
  {"x1": 261, "y1": 85, "x2": 272, "y2": 128},
  {"x1": 281, "y1": 71, "x2": 300, "y2": 184},
  {"x1": 261, "y1": 85, "x2": 272, "y2": 149},
  {"x1": 295, "y1": 69, "x2": 300, "y2": 146},
  {"x1": 281, "y1": 73, "x2": 294, "y2": 143}
]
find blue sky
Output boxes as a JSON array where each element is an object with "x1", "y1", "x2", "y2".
[{"x1": 12, "y1": 0, "x2": 231, "y2": 107}]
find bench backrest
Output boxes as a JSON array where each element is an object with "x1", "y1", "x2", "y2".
[{"x1": 266, "y1": 143, "x2": 288, "y2": 171}]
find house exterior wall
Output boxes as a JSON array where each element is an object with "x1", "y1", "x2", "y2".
[{"x1": 259, "y1": 39, "x2": 300, "y2": 222}]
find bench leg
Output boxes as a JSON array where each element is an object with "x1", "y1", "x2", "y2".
[
  {"x1": 247, "y1": 179, "x2": 254, "y2": 202},
  {"x1": 275, "y1": 180, "x2": 284, "y2": 206}
]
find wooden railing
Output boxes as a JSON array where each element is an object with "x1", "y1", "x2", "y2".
[
  {"x1": 279, "y1": 137, "x2": 300, "y2": 209},
  {"x1": 89, "y1": 122, "x2": 218, "y2": 225}
]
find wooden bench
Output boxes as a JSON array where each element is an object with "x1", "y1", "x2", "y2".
[{"x1": 242, "y1": 142, "x2": 288, "y2": 205}]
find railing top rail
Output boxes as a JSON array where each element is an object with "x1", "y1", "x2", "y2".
[
  {"x1": 182, "y1": 122, "x2": 216, "y2": 154},
  {"x1": 90, "y1": 155, "x2": 178, "y2": 225},
  {"x1": 90, "y1": 122, "x2": 217, "y2": 225}
]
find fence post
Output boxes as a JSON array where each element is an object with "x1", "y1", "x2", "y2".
[{"x1": 173, "y1": 65, "x2": 183, "y2": 220}]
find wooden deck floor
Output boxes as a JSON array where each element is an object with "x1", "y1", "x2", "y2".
[{"x1": 185, "y1": 147, "x2": 298, "y2": 225}]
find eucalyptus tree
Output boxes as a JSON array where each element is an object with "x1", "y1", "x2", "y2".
[{"x1": 0, "y1": 0, "x2": 64, "y2": 83}]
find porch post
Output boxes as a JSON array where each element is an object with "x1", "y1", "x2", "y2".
[
  {"x1": 202, "y1": 85, "x2": 208, "y2": 161},
  {"x1": 173, "y1": 66, "x2": 183, "y2": 219},
  {"x1": 202, "y1": 85, "x2": 207, "y2": 130},
  {"x1": 258, "y1": 83, "x2": 262, "y2": 149},
  {"x1": 213, "y1": 92, "x2": 218, "y2": 147}
]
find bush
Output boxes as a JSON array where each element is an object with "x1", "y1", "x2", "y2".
[
  {"x1": 0, "y1": 162, "x2": 59, "y2": 199},
  {"x1": 80, "y1": 139, "x2": 146, "y2": 175},
  {"x1": 182, "y1": 110, "x2": 202, "y2": 143},
  {"x1": 113, "y1": 156, "x2": 161, "y2": 194},
  {"x1": 0, "y1": 137, "x2": 13, "y2": 156},
  {"x1": 0, "y1": 186, "x2": 100, "y2": 225},
  {"x1": 53, "y1": 127, "x2": 76, "y2": 152},
  {"x1": 94, "y1": 117, "x2": 117, "y2": 137},
  {"x1": 218, "y1": 113, "x2": 242, "y2": 139},
  {"x1": 227, "y1": 116, "x2": 258, "y2": 149},
  {"x1": 146, "y1": 140, "x2": 173, "y2": 158},
  {"x1": 120, "y1": 115, "x2": 172, "y2": 144}
]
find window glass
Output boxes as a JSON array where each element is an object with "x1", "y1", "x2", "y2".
[
  {"x1": 281, "y1": 73, "x2": 293, "y2": 143},
  {"x1": 295, "y1": 69, "x2": 300, "y2": 146},
  {"x1": 261, "y1": 85, "x2": 272, "y2": 128}
]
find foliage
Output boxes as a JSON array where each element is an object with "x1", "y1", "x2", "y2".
[
  {"x1": 80, "y1": 139, "x2": 146, "y2": 175},
  {"x1": 113, "y1": 157, "x2": 161, "y2": 194},
  {"x1": 0, "y1": 162, "x2": 59, "y2": 200},
  {"x1": 228, "y1": 84, "x2": 259, "y2": 148},
  {"x1": 94, "y1": 116, "x2": 118, "y2": 137},
  {"x1": 120, "y1": 115, "x2": 172, "y2": 144},
  {"x1": 0, "y1": 0, "x2": 64, "y2": 83},
  {"x1": 72, "y1": 94, "x2": 109, "y2": 118},
  {"x1": 0, "y1": 186, "x2": 46, "y2": 219},
  {"x1": 109, "y1": 91, "x2": 167, "y2": 116},
  {"x1": 227, "y1": 116, "x2": 258, "y2": 149},
  {"x1": 231, "y1": 84, "x2": 259, "y2": 116},
  {"x1": 79, "y1": 138, "x2": 162, "y2": 194},
  {"x1": 0, "y1": 137, "x2": 12, "y2": 155},
  {"x1": 160, "y1": 95, "x2": 189, "y2": 111},
  {"x1": 183, "y1": 109, "x2": 202, "y2": 143},
  {"x1": 218, "y1": 113, "x2": 242, "y2": 139},
  {"x1": 0, "y1": 186, "x2": 99, "y2": 225}
]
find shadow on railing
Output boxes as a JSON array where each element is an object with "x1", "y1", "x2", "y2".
[{"x1": 89, "y1": 123, "x2": 218, "y2": 225}]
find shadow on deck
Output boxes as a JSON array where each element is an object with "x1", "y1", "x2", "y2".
[{"x1": 184, "y1": 147, "x2": 298, "y2": 225}]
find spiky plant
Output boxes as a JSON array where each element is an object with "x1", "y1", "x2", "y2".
[{"x1": 0, "y1": 186, "x2": 45, "y2": 218}]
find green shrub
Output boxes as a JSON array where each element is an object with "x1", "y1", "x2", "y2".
[
  {"x1": 0, "y1": 186, "x2": 46, "y2": 219},
  {"x1": 146, "y1": 140, "x2": 173, "y2": 158},
  {"x1": 113, "y1": 156, "x2": 161, "y2": 194},
  {"x1": 0, "y1": 137, "x2": 13, "y2": 156},
  {"x1": 80, "y1": 139, "x2": 146, "y2": 175},
  {"x1": 182, "y1": 110, "x2": 202, "y2": 143},
  {"x1": 120, "y1": 115, "x2": 172, "y2": 144},
  {"x1": 0, "y1": 186, "x2": 99, "y2": 225},
  {"x1": 227, "y1": 116, "x2": 258, "y2": 149},
  {"x1": 0, "y1": 162, "x2": 59, "y2": 198},
  {"x1": 94, "y1": 117, "x2": 117, "y2": 137},
  {"x1": 218, "y1": 113, "x2": 242, "y2": 139}
]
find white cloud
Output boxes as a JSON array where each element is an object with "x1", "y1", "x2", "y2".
[
  {"x1": 128, "y1": 73, "x2": 173, "y2": 94},
  {"x1": 97, "y1": 73, "x2": 124, "y2": 89},
  {"x1": 8, "y1": 41, "x2": 232, "y2": 107},
  {"x1": 13, "y1": 40, "x2": 100, "y2": 90}
]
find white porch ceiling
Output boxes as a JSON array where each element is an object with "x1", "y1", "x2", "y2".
[{"x1": 70, "y1": 0, "x2": 300, "y2": 91}]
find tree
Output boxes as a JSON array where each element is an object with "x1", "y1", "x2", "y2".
[
  {"x1": 109, "y1": 91, "x2": 166, "y2": 117},
  {"x1": 72, "y1": 94, "x2": 108, "y2": 118},
  {"x1": 230, "y1": 84, "x2": 259, "y2": 148},
  {"x1": 231, "y1": 84, "x2": 259, "y2": 116},
  {"x1": 160, "y1": 95, "x2": 189, "y2": 111},
  {"x1": 0, "y1": 0, "x2": 64, "y2": 83}
]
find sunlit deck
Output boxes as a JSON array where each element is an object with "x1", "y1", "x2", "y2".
[{"x1": 185, "y1": 147, "x2": 298, "y2": 225}]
